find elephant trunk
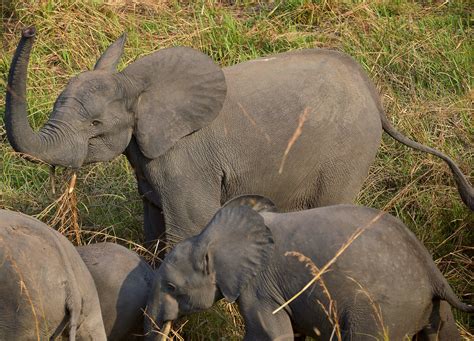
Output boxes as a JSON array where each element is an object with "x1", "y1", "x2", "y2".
[
  {"x1": 5, "y1": 27, "x2": 82, "y2": 167},
  {"x1": 145, "y1": 282, "x2": 177, "y2": 341}
]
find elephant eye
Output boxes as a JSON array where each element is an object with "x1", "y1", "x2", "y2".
[
  {"x1": 166, "y1": 282, "x2": 176, "y2": 292},
  {"x1": 91, "y1": 120, "x2": 101, "y2": 126}
]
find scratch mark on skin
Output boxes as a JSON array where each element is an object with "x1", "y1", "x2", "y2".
[
  {"x1": 252, "y1": 57, "x2": 276, "y2": 62},
  {"x1": 222, "y1": 110, "x2": 228, "y2": 137},
  {"x1": 278, "y1": 107, "x2": 310, "y2": 174},
  {"x1": 237, "y1": 102, "x2": 271, "y2": 143}
]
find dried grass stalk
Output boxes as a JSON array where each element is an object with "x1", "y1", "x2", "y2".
[
  {"x1": 46, "y1": 173, "x2": 82, "y2": 245},
  {"x1": 285, "y1": 251, "x2": 342, "y2": 340},
  {"x1": 278, "y1": 107, "x2": 310, "y2": 174}
]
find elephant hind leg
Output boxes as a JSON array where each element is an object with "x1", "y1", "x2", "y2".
[
  {"x1": 340, "y1": 308, "x2": 387, "y2": 341},
  {"x1": 413, "y1": 300, "x2": 460, "y2": 341},
  {"x1": 298, "y1": 156, "x2": 376, "y2": 210}
]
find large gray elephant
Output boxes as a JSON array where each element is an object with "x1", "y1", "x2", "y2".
[
  {"x1": 77, "y1": 242, "x2": 154, "y2": 340},
  {"x1": 0, "y1": 209, "x2": 107, "y2": 340},
  {"x1": 5, "y1": 28, "x2": 473, "y2": 246},
  {"x1": 146, "y1": 195, "x2": 473, "y2": 341}
]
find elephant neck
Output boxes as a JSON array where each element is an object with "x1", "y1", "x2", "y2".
[{"x1": 237, "y1": 265, "x2": 287, "y2": 313}]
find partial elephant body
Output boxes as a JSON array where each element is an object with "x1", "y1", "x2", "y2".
[
  {"x1": 251, "y1": 206, "x2": 461, "y2": 340},
  {"x1": 132, "y1": 49, "x2": 382, "y2": 241},
  {"x1": 0, "y1": 210, "x2": 106, "y2": 340},
  {"x1": 77, "y1": 242, "x2": 154, "y2": 340},
  {"x1": 5, "y1": 28, "x2": 472, "y2": 247},
  {"x1": 149, "y1": 198, "x2": 471, "y2": 341}
]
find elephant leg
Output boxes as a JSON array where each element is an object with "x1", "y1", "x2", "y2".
[
  {"x1": 310, "y1": 147, "x2": 379, "y2": 208},
  {"x1": 340, "y1": 309, "x2": 384, "y2": 341},
  {"x1": 414, "y1": 300, "x2": 460, "y2": 341},
  {"x1": 291, "y1": 322, "x2": 306, "y2": 340},
  {"x1": 143, "y1": 198, "x2": 167, "y2": 259},
  {"x1": 241, "y1": 304, "x2": 294, "y2": 341},
  {"x1": 123, "y1": 138, "x2": 168, "y2": 252},
  {"x1": 293, "y1": 333, "x2": 306, "y2": 341}
]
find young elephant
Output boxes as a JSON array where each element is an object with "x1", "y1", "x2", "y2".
[
  {"x1": 146, "y1": 196, "x2": 473, "y2": 340},
  {"x1": 0, "y1": 209, "x2": 106, "y2": 340},
  {"x1": 76, "y1": 242, "x2": 154, "y2": 340}
]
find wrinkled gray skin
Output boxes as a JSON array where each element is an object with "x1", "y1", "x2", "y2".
[
  {"x1": 0, "y1": 209, "x2": 106, "y2": 340},
  {"x1": 76, "y1": 242, "x2": 154, "y2": 340},
  {"x1": 5, "y1": 28, "x2": 473, "y2": 248},
  {"x1": 148, "y1": 195, "x2": 473, "y2": 341}
]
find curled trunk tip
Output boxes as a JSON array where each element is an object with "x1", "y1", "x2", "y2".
[{"x1": 22, "y1": 27, "x2": 36, "y2": 38}]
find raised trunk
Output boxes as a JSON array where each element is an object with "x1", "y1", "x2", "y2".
[
  {"x1": 5, "y1": 27, "x2": 79, "y2": 167},
  {"x1": 5, "y1": 28, "x2": 43, "y2": 155},
  {"x1": 144, "y1": 282, "x2": 177, "y2": 341}
]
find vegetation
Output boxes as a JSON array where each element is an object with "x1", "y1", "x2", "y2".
[{"x1": 1, "y1": 0, "x2": 472, "y2": 339}]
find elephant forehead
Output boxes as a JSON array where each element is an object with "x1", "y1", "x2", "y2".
[
  {"x1": 63, "y1": 71, "x2": 116, "y2": 97},
  {"x1": 160, "y1": 242, "x2": 195, "y2": 275}
]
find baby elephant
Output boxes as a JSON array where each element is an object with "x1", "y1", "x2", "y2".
[
  {"x1": 77, "y1": 242, "x2": 154, "y2": 340},
  {"x1": 146, "y1": 196, "x2": 472, "y2": 340},
  {"x1": 0, "y1": 209, "x2": 106, "y2": 340}
]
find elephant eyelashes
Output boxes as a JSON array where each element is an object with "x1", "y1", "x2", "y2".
[
  {"x1": 203, "y1": 252, "x2": 211, "y2": 275},
  {"x1": 166, "y1": 282, "x2": 176, "y2": 292},
  {"x1": 91, "y1": 120, "x2": 101, "y2": 126}
]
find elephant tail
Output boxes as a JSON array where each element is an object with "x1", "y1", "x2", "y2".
[
  {"x1": 430, "y1": 267, "x2": 474, "y2": 313},
  {"x1": 379, "y1": 110, "x2": 473, "y2": 211},
  {"x1": 66, "y1": 297, "x2": 80, "y2": 340}
]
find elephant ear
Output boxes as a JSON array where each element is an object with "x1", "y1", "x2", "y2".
[
  {"x1": 192, "y1": 206, "x2": 274, "y2": 303},
  {"x1": 94, "y1": 33, "x2": 126, "y2": 72},
  {"x1": 132, "y1": 47, "x2": 227, "y2": 159},
  {"x1": 222, "y1": 194, "x2": 278, "y2": 213}
]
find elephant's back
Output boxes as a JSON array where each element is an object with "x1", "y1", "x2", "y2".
[
  {"x1": 220, "y1": 49, "x2": 382, "y2": 134},
  {"x1": 0, "y1": 213, "x2": 69, "y2": 338},
  {"x1": 76, "y1": 242, "x2": 153, "y2": 339},
  {"x1": 266, "y1": 205, "x2": 434, "y2": 280},
  {"x1": 0, "y1": 209, "x2": 103, "y2": 339},
  {"x1": 263, "y1": 206, "x2": 435, "y2": 338}
]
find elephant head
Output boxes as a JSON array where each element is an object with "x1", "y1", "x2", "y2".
[
  {"x1": 5, "y1": 27, "x2": 226, "y2": 168},
  {"x1": 144, "y1": 197, "x2": 276, "y2": 340}
]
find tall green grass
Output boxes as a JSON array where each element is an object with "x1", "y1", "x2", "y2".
[{"x1": 1, "y1": 0, "x2": 472, "y2": 338}]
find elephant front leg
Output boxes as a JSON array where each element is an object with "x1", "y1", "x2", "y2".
[
  {"x1": 241, "y1": 304, "x2": 295, "y2": 341},
  {"x1": 124, "y1": 139, "x2": 167, "y2": 253},
  {"x1": 143, "y1": 198, "x2": 167, "y2": 257}
]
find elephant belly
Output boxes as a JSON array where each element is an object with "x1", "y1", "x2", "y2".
[{"x1": 217, "y1": 120, "x2": 381, "y2": 212}]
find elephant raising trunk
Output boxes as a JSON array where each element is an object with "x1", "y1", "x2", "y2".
[
  {"x1": 5, "y1": 27, "x2": 86, "y2": 167},
  {"x1": 4, "y1": 26, "x2": 473, "y2": 248}
]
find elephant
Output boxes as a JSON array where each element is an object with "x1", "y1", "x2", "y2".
[
  {"x1": 0, "y1": 209, "x2": 107, "y2": 340},
  {"x1": 76, "y1": 242, "x2": 154, "y2": 340},
  {"x1": 146, "y1": 195, "x2": 473, "y2": 341},
  {"x1": 5, "y1": 27, "x2": 473, "y2": 248}
]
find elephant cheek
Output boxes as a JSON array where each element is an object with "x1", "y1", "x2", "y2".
[{"x1": 85, "y1": 128, "x2": 132, "y2": 163}]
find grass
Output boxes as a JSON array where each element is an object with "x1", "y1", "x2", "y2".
[{"x1": 1, "y1": 0, "x2": 472, "y2": 339}]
